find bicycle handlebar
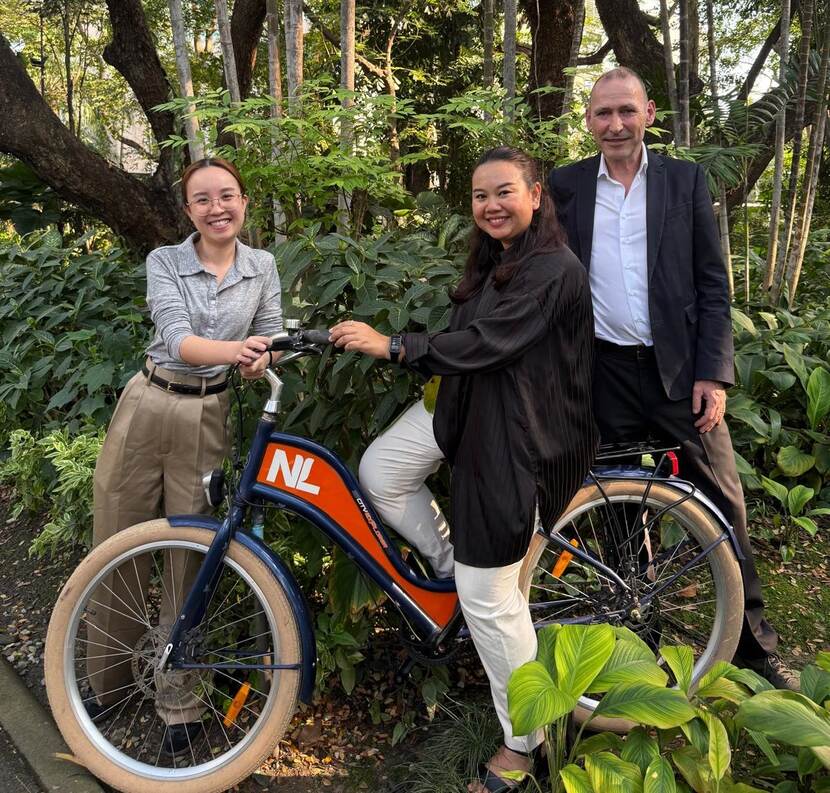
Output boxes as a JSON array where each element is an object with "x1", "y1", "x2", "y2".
[{"x1": 268, "y1": 328, "x2": 334, "y2": 353}]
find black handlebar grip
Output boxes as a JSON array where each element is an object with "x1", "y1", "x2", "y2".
[{"x1": 301, "y1": 329, "x2": 332, "y2": 345}]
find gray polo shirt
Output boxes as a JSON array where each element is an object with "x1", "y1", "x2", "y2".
[{"x1": 145, "y1": 233, "x2": 283, "y2": 377}]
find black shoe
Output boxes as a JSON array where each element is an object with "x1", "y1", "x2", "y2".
[
  {"x1": 735, "y1": 653, "x2": 800, "y2": 691},
  {"x1": 161, "y1": 721, "x2": 202, "y2": 757}
]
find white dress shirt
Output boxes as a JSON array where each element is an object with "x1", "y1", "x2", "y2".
[{"x1": 590, "y1": 142, "x2": 653, "y2": 346}]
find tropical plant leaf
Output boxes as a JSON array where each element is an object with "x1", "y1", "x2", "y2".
[
  {"x1": 760, "y1": 476, "x2": 788, "y2": 507},
  {"x1": 585, "y1": 752, "x2": 644, "y2": 793},
  {"x1": 661, "y1": 646, "x2": 694, "y2": 694},
  {"x1": 807, "y1": 366, "x2": 830, "y2": 429},
  {"x1": 560, "y1": 764, "x2": 595, "y2": 793},
  {"x1": 643, "y1": 756, "x2": 676, "y2": 793},
  {"x1": 621, "y1": 727, "x2": 660, "y2": 774},
  {"x1": 592, "y1": 684, "x2": 695, "y2": 729},
  {"x1": 591, "y1": 640, "x2": 668, "y2": 693},
  {"x1": 507, "y1": 660, "x2": 576, "y2": 736},
  {"x1": 536, "y1": 624, "x2": 560, "y2": 676},
  {"x1": 786, "y1": 484, "x2": 815, "y2": 517},
  {"x1": 700, "y1": 709, "x2": 731, "y2": 781},
  {"x1": 574, "y1": 732, "x2": 626, "y2": 757},
  {"x1": 555, "y1": 624, "x2": 616, "y2": 699},
  {"x1": 736, "y1": 690, "x2": 830, "y2": 746},
  {"x1": 801, "y1": 665, "x2": 830, "y2": 707},
  {"x1": 776, "y1": 446, "x2": 815, "y2": 478}
]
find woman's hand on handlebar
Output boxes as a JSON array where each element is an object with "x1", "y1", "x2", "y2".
[
  {"x1": 329, "y1": 321, "x2": 391, "y2": 359},
  {"x1": 236, "y1": 335, "x2": 272, "y2": 366}
]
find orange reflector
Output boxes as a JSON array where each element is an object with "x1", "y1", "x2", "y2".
[
  {"x1": 223, "y1": 681, "x2": 251, "y2": 727},
  {"x1": 551, "y1": 539, "x2": 580, "y2": 578}
]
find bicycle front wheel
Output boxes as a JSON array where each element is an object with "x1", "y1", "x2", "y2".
[
  {"x1": 519, "y1": 480, "x2": 743, "y2": 732},
  {"x1": 45, "y1": 520, "x2": 301, "y2": 793}
]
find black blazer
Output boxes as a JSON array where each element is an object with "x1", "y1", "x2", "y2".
[
  {"x1": 403, "y1": 249, "x2": 598, "y2": 567},
  {"x1": 548, "y1": 150, "x2": 734, "y2": 401}
]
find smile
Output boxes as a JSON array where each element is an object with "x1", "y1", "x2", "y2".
[
  {"x1": 207, "y1": 218, "x2": 232, "y2": 229},
  {"x1": 486, "y1": 216, "x2": 510, "y2": 226}
]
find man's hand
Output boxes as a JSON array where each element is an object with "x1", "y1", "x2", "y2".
[
  {"x1": 693, "y1": 379, "x2": 727, "y2": 434},
  {"x1": 329, "y1": 321, "x2": 391, "y2": 359},
  {"x1": 240, "y1": 350, "x2": 270, "y2": 379}
]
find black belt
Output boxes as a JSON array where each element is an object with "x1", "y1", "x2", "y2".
[
  {"x1": 142, "y1": 367, "x2": 228, "y2": 396},
  {"x1": 595, "y1": 338, "x2": 656, "y2": 360}
]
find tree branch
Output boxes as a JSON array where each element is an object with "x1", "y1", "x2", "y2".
[
  {"x1": 0, "y1": 34, "x2": 187, "y2": 253},
  {"x1": 102, "y1": 0, "x2": 176, "y2": 185},
  {"x1": 737, "y1": 0, "x2": 801, "y2": 101},
  {"x1": 302, "y1": 3, "x2": 385, "y2": 80},
  {"x1": 578, "y1": 40, "x2": 613, "y2": 65}
]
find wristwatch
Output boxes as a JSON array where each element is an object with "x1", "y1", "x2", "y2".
[{"x1": 389, "y1": 334, "x2": 402, "y2": 363}]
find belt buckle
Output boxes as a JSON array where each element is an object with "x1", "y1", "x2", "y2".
[{"x1": 166, "y1": 380, "x2": 175, "y2": 392}]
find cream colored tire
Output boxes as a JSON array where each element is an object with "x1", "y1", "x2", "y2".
[
  {"x1": 519, "y1": 481, "x2": 743, "y2": 733},
  {"x1": 45, "y1": 520, "x2": 301, "y2": 793}
]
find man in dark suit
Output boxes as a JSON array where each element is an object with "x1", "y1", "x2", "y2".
[{"x1": 548, "y1": 67, "x2": 797, "y2": 689}]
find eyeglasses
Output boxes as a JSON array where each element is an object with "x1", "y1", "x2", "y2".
[{"x1": 186, "y1": 193, "x2": 245, "y2": 215}]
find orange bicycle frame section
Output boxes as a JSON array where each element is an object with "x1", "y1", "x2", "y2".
[{"x1": 248, "y1": 431, "x2": 460, "y2": 643}]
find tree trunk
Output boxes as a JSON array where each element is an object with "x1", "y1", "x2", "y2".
[
  {"x1": 383, "y1": 3, "x2": 412, "y2": 165},
  {"x1": 503, "y1": 0, "x2": 517, "y2": 121},
  {"x1": 521, "y1": 0, "x2": 581, "y2": 121},
  {"x1": 764, "y1": 0, "x2": 791, "y2": 292},
  {"x1": 62, "y1": 0, "x2": 75, "y2": 137},
  {"x1": 338, "y1": 0, "x2": 355, "y2": 231},
  {"x1": 284, "y1": 0, "x2": 304, "y2": 112},
  {"x1": 483, "y1": 0, "x2": 494, "y2": 89},
  {"x1": 215, "y1": 0, "x2": 242, "y2": 103},
  {"x1": 230, "y1": 0, "x2": 268, "y2": 100},
  {"x1": 678, "y1": 0, "x2": 691, "y2": 146},
  {"x1": 0, "y1": 33, "x2": 186, "y2": 253},
  {"x1": 560, "y1": 0, "x2": 585, "y2": 130},
  {"x1": 771, "y1": 0, "x2": 813, "y2": 304},
  {"x1": 167, "y1": 0, "x2": 204, "y2": 162},
  {"x1": 784, "y1": 22, "x2": 830, "y2": 306},
  {"x1": 659, "y1": 0, "x2": 681, "y2": 143},
  {"x1": 266, "y1": 0, "x2": 286, "y2": 240}
]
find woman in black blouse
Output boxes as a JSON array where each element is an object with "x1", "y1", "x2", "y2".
[{"x1": 330, "y1": 147, "x2": 597, "y2": 791}]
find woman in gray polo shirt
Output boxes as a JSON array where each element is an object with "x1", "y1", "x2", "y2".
[{"x1": 86, "y1": 157, "x2": 282, "y2": 754}]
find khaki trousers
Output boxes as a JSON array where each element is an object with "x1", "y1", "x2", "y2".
[{"x1": 86, "y1": 364, "x2": 229, "y2": 725}]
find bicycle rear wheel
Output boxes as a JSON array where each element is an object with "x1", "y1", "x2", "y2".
[
  {"x1": 45, "y1": 520, "x2": 301, "y2": 793},
  {"x1": 518, "y1": 480, "x2": 743, "y2": 732}
]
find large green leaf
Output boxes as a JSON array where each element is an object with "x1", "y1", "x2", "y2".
[
  {"x1": 555, "y1": 624, "x2": 616, "y2": 698},
  {"x1": 760, "y1": 369, "x2": 797, "y2": 392},
  {"x1": 786, "y1": 484, "x2": 815, "y2": 517},
  {"x1": 591, "y1": 640, "x2": 668, "y2": 693},
  {"x1": 701, "y1": 709, "x2": 731, "y2": 782},
  {"x1": 592, "y1": 683, "x2": 695, "y2": 729},
  {"x1": 560, "y1": 764, "x2": 595, "y2": 793},
  {"x1": 536, "y1": 624, "x2": 560, "y2": 676},
  {"x1": 643, "y1": 757, "x2": 676, "y2": 793},
  {"x1": 585, "y1": 752, "x2": 644, "y2": 793},
  {"x1": 736, "y1": 690, "x2": 830, "y2": 746},
  {"x1": 574, "y1": 732, "x2": 625, "y2": 757},
  {"x1": 807, "y1": 366, "x2": 830, "y2": 429},
  {"x1": 621, "y1": 727, "x2": 660, "y2": 774},
  {"x1": 781, "y1": 343, "x2": 809, "y2": 389},
  {"x1": 661, "y1": 645, "x2": 694, "y2": 694},
  {"x1": 776, "y1": 446, "x2": 815, "y2": 477},
  {"x1": 731, "y1": 308, "x2": 757, "y2": 337},
  {"x1": 801, "y1": 665, "x2": 830, "y2": 707},
  {"x1": 760, "y1": 476, "x2": 788, "y2": 507},
  {"x1": 507, "y1": 660, "x2": 576, "y2": 736},
  {"x1": 671, "y1": 745, "x2": 712, "y2": 792}
]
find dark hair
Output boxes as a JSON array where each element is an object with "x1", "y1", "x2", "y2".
[
  {"x1": 452, "y1": 146, "x2": 566, "y2": 303},
  {"x1": 180, "y1": 157, "x2": 246, "y2": 203}
]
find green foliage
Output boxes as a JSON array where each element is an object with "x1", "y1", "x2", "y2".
[
  {"x1": 507, "y1": 625, "x2": 830, "y2": 792},
  {"x1": 0, "y1": 230, "x2": 147, "y2": 438},
  {"x1": 0, "y1": 427, "x2": 102, "y2": 556},
  {"x1": 728, "y1": 305, "x2": 830, "y2": 556}
]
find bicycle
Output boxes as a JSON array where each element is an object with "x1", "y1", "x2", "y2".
[{"x1": 44, "y1": 324, "x2": 745, "y2": 792}]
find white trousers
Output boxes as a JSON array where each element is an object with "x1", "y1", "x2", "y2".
[
  {"x1": 360, "y1": 399, "x2": 542, "y2": 750},
  {"x1": 455, "y1": 560, "x2": 543, "y2": 751},
  {"x1": 359, "y1": 399, "x2": 455, "y2": 578}
]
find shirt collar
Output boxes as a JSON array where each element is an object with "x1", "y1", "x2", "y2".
[
  {"x1": 597, "y1": 142, "x2": 649, "y2": 181},
  {"x1": 175, "y1": 232, "x2": 258, "y2": 277}
]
